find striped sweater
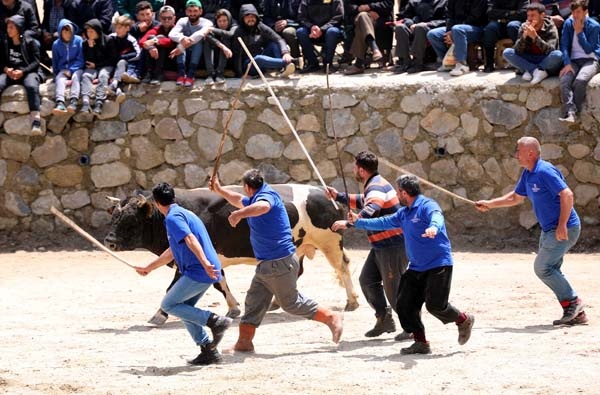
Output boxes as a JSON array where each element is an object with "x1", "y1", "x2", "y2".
[{"x1": 337, "y1": 173, "x2": 404, "y2": 248}]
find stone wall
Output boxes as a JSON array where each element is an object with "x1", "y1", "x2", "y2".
[{"x1": 1, "y1": 72, "x2": 599, "y2": 246}]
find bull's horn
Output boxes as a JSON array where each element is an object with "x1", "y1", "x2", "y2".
[
  {"x1": 105, "y1": 196, "x2": 121, "y2": 205},
  {"x1": 136, "y1": 194, "x2": 147, "y2": 207}
]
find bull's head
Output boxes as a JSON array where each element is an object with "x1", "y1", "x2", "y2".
[{"x1": 103, "y1": 192, "x2": 164, "y2": 253}]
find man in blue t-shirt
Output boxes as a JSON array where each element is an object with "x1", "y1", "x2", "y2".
[
  {"x1": 333, "y1": 175, "x2": 474, "y2": 355},
  {"x1": 210, "y1": 169, "x2": 343, "y2": 352},
  {"x1": 476, "y1": 136, "x2": 587, "y2": 326},
  {"x1": 134, "y1": 183, "x2": 233, "y2": 365}
]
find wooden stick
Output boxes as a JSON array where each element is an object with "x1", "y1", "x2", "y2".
[
  {"x1": 326, "y1": 64, "x2": 350, "y2": 203},
  {"x1": 212, "y1": 62, "x2": 252, "y2": 181},
  {"x1": 50, "y1": 206, "x2": 136, "y2": 268},
  {"x1": 236, "y1": 37, "x2": 339, "y2": 210},
  {"x1": 378, "y1": 158, "x2": 476, "y2": 205}
]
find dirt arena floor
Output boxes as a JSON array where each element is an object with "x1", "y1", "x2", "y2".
[{"x1": 1, "y1": 249, "x2": 598, "y2": 395}]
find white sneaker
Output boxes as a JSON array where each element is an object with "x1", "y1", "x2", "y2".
[
  {"x1": 449, "y1": 63, "x2": 469, "y2": 76},
  {"x1": 559, "y1": 112, "x2": 577, "y2": 123},
  {"x1": 530, "y1": 68, "x2": 548, "y2": 85},
  {"x1": 521, "y1": 71, "x2": 532, "y2": 81}
]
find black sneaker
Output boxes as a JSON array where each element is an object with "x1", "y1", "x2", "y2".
[
  {"x1": 207, "y1": 313, "x2": 233, "y2": 349},
  {"x1": 214, "y1": 75, "x2": 226, "y2": 84},
  {"x1": 31, "y1": 119, "x2": 42, "y2": 135},
  {"x1": 565, "y1": 310, "x2": 589, "y2": 326},
  {"x1": 401, "y1": 341, "x2": 431, "y2": 355},
  {"x1": 553, "y1": 298, "x2": 584, "y2": 325},
  {"x1": 93, "y1": 101, "x2": 104, "y2": 115},
  {"x1": 188, "y1": 345, "x2": 222, "y2": 365}
]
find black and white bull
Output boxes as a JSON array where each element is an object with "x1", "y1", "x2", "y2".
[{"x1": 104, "y1": 184, "x2": 359, "y2": 323}]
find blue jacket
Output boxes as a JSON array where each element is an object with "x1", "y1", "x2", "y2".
[
  {"x1": 51, "y1": 18, "x2": 84, "y2": 76},
  {"x1": 561, "y1": 16, "x2": 600, "y2": 65}
]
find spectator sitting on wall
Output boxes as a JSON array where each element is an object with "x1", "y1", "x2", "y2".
[
  {"x1": 203, "y1": 8, "x2": 237, "y2": 84},
  {"x1": 140, "y1": 5, "x2": 179, "y2": 84}
]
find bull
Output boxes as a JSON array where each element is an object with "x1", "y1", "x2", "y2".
[{"x1": 104, "y1": 184, "x2": 359, "y2": 324}]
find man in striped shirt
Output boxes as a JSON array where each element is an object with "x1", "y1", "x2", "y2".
[{"x1": 326, "y1": 151, "x2": 411, "y2": 340}]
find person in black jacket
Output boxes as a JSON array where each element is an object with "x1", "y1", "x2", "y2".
[
  {"x1": 482, "y1": 0, "x2": 528, "y2": 72},
  {"x1": 0, "y1": 15, "x2": 42, "y2": 134},
  {"x1": 263, "y1": 0, "x2": 302, "y2": 60},
  {"x1": 0, "y1": 0, "x2": 40, "y2": 40},
  {"x1": 81, "y1": 19, "x2": 117, "y2": 114},
  {"x1": 393, "y1": 0, "x2": 447, "y2": 73},
  {"x1": 233, "y1": 4, "x2": 296, "y2": 77},
  {"x1": 296, "y1": 0, "x2": 344, "y2": 73},
  {"x1": 426, "y1": 0, "x2": 487, "y2": 76},
  {"x1": 343, "y1": 0, "x2": 393, "y2": 75},
  {"x1": 204, "y1": 8, "x2": 236, "y2": 84},
  {"x1": 63, "y1": 0, "x2": 114, "y2": 34}
]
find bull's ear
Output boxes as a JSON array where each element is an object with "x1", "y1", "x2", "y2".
[{"x1": 136, "y1": 194, "x2": 147, "y2": 207}]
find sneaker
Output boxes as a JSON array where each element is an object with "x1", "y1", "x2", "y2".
[
  {"x1": 52, "y1": 101, "x2": 67, "y2": 115},
  {"x1": 141, "y1": 74, "x2": 152, "y2": 84},
  {"x1": 205, "y1": 76, "x2": 215, "y2": 85},
  {"x1": 188, "y1": 345, "x2": 222, "y2": 366},
  {"x1": 115, "y1": 88, "x2": 126, "y2": 104},
  {"x1": 565, "y1": 310, "x2": 589, "y2": 326},
  {"x1": 521, "y1": 70, "x2": 533, "y2": 81},
  {"x1": 31, "y1": 119, "x2": 42, "y2": 135},
  {"x1": 394, "y1": 331, "x2": 414, "y2": 341},
  {"x1": 280, "y1": 62, "x2": 295, "y2": 78},
  {"x1": 183, "y1": 77, "x2": 194, "y2": 87},
  {"x1": 93, "y1": 101, "x2": 104, "y2": 115},
  {"x1": 67, "y1": 98, "x2": 78, "y2": 113},
  {"x1": 80, "y1": 102, "x2": 91, "y2": 113},
  {"x1": 214, "y1": 75, "x2": 226, "y2": 84},
  {"x1": 207, "y1": 314, "x2": 233, "y2": 349},
  {"x1": 553, "y1": 298, "x2": 584, "y2": 325},
  {"x1": 121, "y1": 72, "x2": 140, "y2": 84},
  {"x1": 530, "y1": 68, "x2": 548, "y2": 85},
  {"x1": 457, "y1": 313, "x2": 474, "y2": 345},
  {"x1": 364, "y1": 308, "x2": 396, "y2": 337},
  {"x1": 176, "y1": 76, "x2": 186, "y2": 86},
  {"x1": 559, "y1": 111, "x2": 577, "y2": 123},
  {"x1": 400, "y1": 341, "x2": 431, "y2": 355},
  {"x1": 449, "y1": 62, "x2": 470, "y2": 76}
]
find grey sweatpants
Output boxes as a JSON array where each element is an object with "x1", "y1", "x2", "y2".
[
  {"x1": 81, "y1": 66, "x2": 113, "y2": 103},
  {"x1": 241, "y1": 253, "x2": 319, "y2": 327},
  {"x1": 55, "y1": 69, "x2": 83, "y2": 102}
]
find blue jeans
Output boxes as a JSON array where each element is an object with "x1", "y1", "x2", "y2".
[
  {"x1": 297, "y1": 26, "x2": 344, "y2": 66},
  {"x1": 160, "y1": 275, "x2": 212, "y2": 346},
  {"x1": 503, "y1": 48, "x2": 564, "y2": 74},
  {"x1": 177, "y1": 42, "x2": 203, "y2": 77},
  {"x1": 534, "y1": 226, "x2": 580, "y2": 302},
  {"x1": 243, "y1": 41, "x2": 286, "y2": 75},
  {"x1": 427, "y1": 25, "x2": 483, "y2": 63},
  {"x1": 483, "y1": 20, "x2": 521, "y2": 48}
]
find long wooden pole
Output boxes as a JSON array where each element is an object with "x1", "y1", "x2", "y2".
[
  {"x1": 378, "y1": 158, "x2": 476, "y2": 205},
  {"x1": 236, "y1": 37, "x2": 339, "y2": 210},
  {"x1": 212, "y1": 62, "x2": 252, "y2": 180},
  {"x1": 50, "y1": 206, "x2": 136, "y2": 268}
]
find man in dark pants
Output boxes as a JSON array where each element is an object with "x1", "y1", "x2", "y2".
[
  {"x1": 334, "y1": 175, "x2": 474, "y2": 355},
  {"x1": 482, "y1": 0, "x2": 528, "y2": 72},
  {"x1": 326, "y1": 151, "x2": 411, "y2": 340}
]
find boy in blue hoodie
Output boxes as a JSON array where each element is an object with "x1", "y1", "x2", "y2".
[{"x1": 52, "y1": 19, "x2": 84, "y2": 114}]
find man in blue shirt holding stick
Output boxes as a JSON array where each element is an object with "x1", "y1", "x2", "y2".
[
  {"x1": 476, "y1": 136, "x2": 587, "y2": 326},
  {"x1": 333, "y1": 175, "x2": 474, "y2": 355}
]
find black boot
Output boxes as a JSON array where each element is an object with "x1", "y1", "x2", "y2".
[
  {"x1": 207, "y1": 313, "x2": 233, "y2": 349},
  {"x1": 364, "y1": 307, "x2": 396, "y2": 337},
  {"x1": 188, "y1": 345, "x2": 222, "y2": 366}
]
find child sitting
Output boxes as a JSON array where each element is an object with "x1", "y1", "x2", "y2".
[
  {"x1": 108, "y1": 15, "x2": 141, "y2": 100},
  {"x1": 51, "y1": 18, "x2": 84, "y2": 114}
]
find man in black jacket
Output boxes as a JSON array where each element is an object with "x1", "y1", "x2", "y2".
[
  {"x1": 263, "y1": 0, "x2": 302, "y2": 61},
  {"x1": 482, "y1": 0, "x2": 528, "y2": 72},
  {"x1": 0, "y1": 15, "x2": 42, "y2": 134},
  {"x1": 344, "y1": 0, "x2": 393, "y2": 74},
  {"x1": 393, "y1": 0, "x2": 447, "y2": 73},
  {"x1": 426, "y1": 0, "x2": 487, "y2": 76},
  {"x1": 296, "y1": 0, "x2": 344, "y2": 73},
  {"x1": 233, "y1": 4, "x2": 296, "y2": 77},
  {"x1": 63, "y1": 0, "x2": 114, "y2": 34}
]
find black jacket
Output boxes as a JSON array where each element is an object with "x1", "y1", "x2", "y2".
[
  {"x1": 83, "y1": 19, "x2": 117, "y2": 69},
  {"x1": 233, "y1": 4, "x2": 289, "y2": 75},
  {"x1": 346, "y1": 0, "x2": 393, "y2": 26},
  {"x1": 0, "y1": 0, "x2": 40, "y2": 40},
  {"x1": 203, "y1": 0, "x2": 232, "y2": 21},
  {"x1": 63, "y1": 0, "x2": 114, "y2": 34},
  {"x1": 207, "y1": 9, "x2": 238, "y2": 47},
  {"x1": 486, "y1": 0, "x2": 527, "y2": 22},
  {"x1": 0, "y1": 15, "x2": 40, "y2": 74},
  {"x1": 263, "y1": 0, "x2": 301, "y2": 29},
  {"x1": 446, "y1": 0, "x2": 487, "y2": 30},
  {"x1": 298, "y1": 0, "x2": 344, "y2": 31},
  {"x1": 398, "y1": 0, "x2": 447, "y2": 29}
]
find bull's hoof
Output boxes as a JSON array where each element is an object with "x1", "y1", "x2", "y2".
[
  {"x1": 226, "y1": 307, "x2": 241, "y2": 319},
  {"x1": 267, "y1": 300, "x2": 280, "y2": 311},
  {"x1": 344, "y1": 300, "x2": 359, "y2": 312},
  {"x1": 148, "y1": 309, "x2": 169, "y2": 325}
]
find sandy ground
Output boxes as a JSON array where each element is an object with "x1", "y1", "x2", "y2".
[{"x1": 1, "y1": 249, "x2": 598, "y2": 395}]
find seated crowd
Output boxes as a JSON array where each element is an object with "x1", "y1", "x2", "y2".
[{"x1": 0, "y1": 0, "x2": 599, "y2": 134}]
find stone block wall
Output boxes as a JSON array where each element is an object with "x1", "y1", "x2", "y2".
[{"x1": 1, "y1": 72, "x2": 599, "y2": 245}]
